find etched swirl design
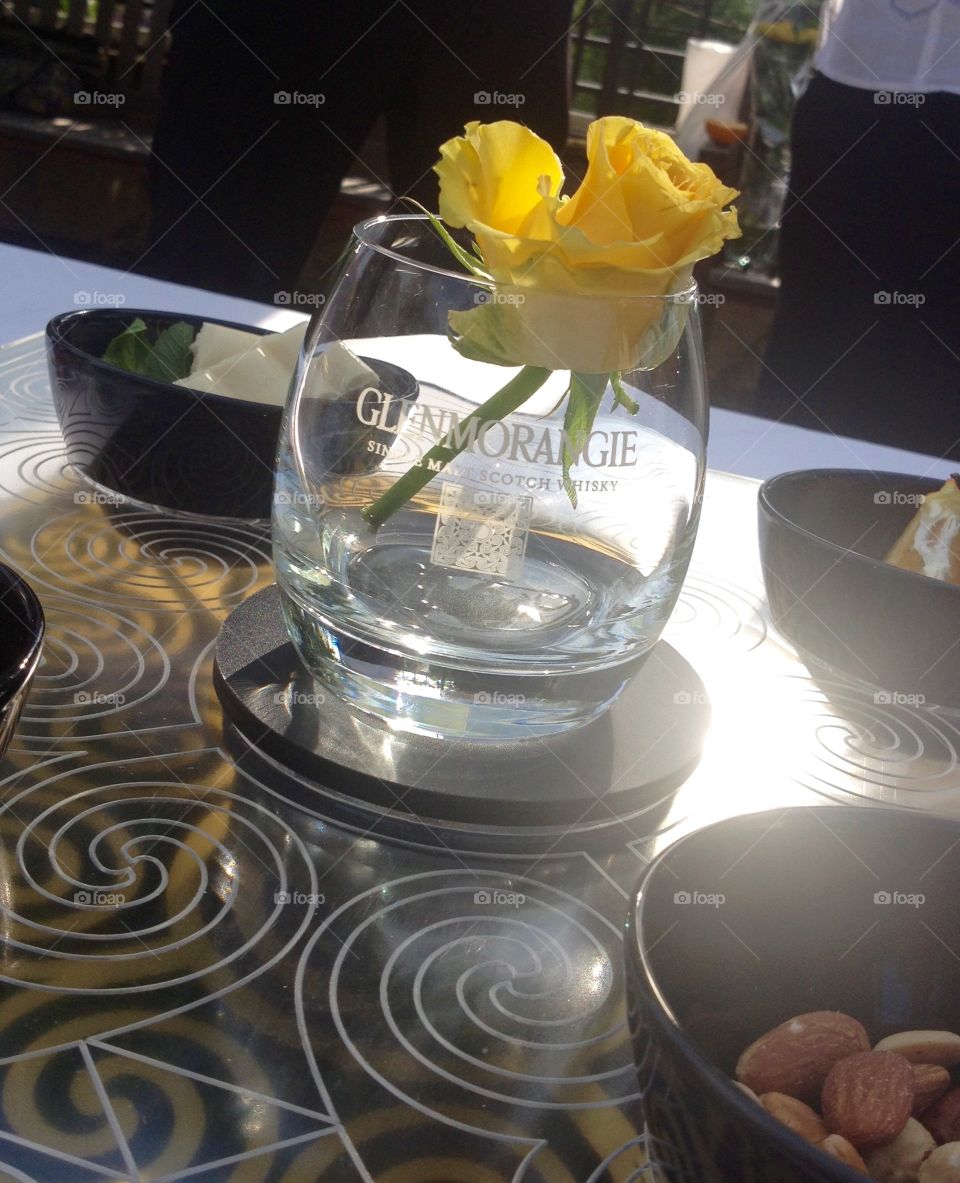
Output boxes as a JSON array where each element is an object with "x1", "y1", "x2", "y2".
[
  {"x1": 665, "y1": 565, "x2": 768, "y2": 653},
  {"x1": 0, "y1": 340, "x2": 58, "y2": 425},
  {"x1": 784, "y1": 673, "x2": 960, "y2": 803},
  {"x1": 10, "y1": 513, "x2": 270, "y2": 611},
  {"x1": 0, "y1": 333, "x2": 957, "y2": 1182},
  {"x1": 297, "y1": 870, "x2": 637, "y2": 1130},
  {"x1": 0, "y1": 779, "x2": 319, "y2": 1001},
  {"x1": 16, "y1": 596, "x2": 169, "y2": 734},
  {"x1": 0, "y1": 435, "x2": 79, "y2": 508},
  {"x1": 0, "y1": 1032, "x2": 345, "y2": 1180}
]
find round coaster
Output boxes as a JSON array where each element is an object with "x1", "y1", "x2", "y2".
[{"x1": 213, "y1": 586, "x2": 711, "y2": 850}]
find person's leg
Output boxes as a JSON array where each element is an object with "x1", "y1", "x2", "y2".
[
  {"x1": 759, "y1": 74, "x2": 960, "y2": 458},
  {"x1": 383, "y1": 0, "x2": 573, "y2": 208},
  {"x1": 144, "y1": 2, "x2": 388, "y2": 301},
  {"x1": 759, "y1": 74, "x2": 894, "y2": 430},
  {"x1": 905, "y1": 89, "x2": 960, "y2": 457}
]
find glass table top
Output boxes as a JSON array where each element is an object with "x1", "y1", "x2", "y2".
[{"x1": 0, "y1": 333, "x2": 957, "y2": 1182}]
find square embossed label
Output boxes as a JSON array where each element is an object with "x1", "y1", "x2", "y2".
[{"x1": 430, "y1": 484, "x2": 531, "y2": 578}]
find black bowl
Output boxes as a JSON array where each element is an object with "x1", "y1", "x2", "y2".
[
  {"x1": 0, "y1": 563, "x2": 44, "y2": 757},
  {"x1": 758, "y1": 469, "x2": 960, "y2": 708},
  {"x1": 46, "y1": 309, "x2": 281, "y2": 520},
  {"x1": 627, "y1": 805, "x2": 960, "y2": 1182}
]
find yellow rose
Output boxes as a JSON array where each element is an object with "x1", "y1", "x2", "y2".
[
  {"x1": 435, "y1": 117, "x2": 739, "y2": 372},
  {"x1": 434, "y1": 119, "x2": 564, "y2": 239}
]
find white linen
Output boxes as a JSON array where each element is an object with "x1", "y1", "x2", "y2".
[{"x1": 0, "y1": 242, "x2": 305, "y2": 345}]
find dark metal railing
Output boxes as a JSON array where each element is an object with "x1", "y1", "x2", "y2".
[{"x1": 570, "y1": 0, "x2": 753, "y2": 129}]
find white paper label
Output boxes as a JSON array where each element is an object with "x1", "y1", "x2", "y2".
[{"x1": 430, "y1": 484, "x2": 531, "y2": 578}]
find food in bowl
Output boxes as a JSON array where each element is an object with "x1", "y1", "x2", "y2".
[
  {"x1": 757, "y1": 469, "x2": 960, "y2": 707},
  {"x1": 102, "y1": 316, "x2": 306, "y2": 405},
  {"x1": 705, "y1": 118, "x2": 750, "y2": 145},
  {"x1": 734, "y1": 1011, "x2": 960, "y2": 1178},
  {"x1": 885, "y1": 476, "x2": 960, "y2": 586},
  {"x1": 47, "y1": 309, "x2": 296, "y2": 520},
  {"x1": 627, "y1": 806, "x2": 960, "y2": 1183}
]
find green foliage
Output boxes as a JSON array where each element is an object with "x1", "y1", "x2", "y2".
[
  {"x1": 103, "y1": 318, "x2": 196, "y2": 383},
  {"x1": 560, "y1": 371, "x2": 611, "y2": 507}
]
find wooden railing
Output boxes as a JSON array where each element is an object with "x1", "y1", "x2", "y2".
[{"x1": 570, "y1": 0, "x2": 753, "y2": 131}]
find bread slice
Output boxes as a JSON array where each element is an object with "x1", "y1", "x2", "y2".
[{"x1": 885, "y1": 475, "x2": 960, "y2": 586}]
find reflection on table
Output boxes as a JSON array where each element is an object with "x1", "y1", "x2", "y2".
[{"x1": 0, "y1": 331, "x2": 955, "y2": 1181}]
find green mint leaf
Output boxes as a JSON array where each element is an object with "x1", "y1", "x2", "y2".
[
  {"x1": 143, "y1": 321, "x2": 195, "y2": 382},
  {"x1": 102, "y1": 317, "x2": 152, "y2": 373},
  {"x1": 560, "y1": 372, "x2": 609, "y2": 508},
  {"x1": 103, "y1": 318, "x2": 196, "y2": 381},
  {"x1": 610, "y1": 371, "x2": 640, "y2": 415}
]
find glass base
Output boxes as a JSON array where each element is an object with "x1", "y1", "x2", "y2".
[{"x1": 278, "y1": 588, "x2": 642, "y2": 741}]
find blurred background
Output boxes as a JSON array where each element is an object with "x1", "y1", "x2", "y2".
[{"x1": 0, "y1": 0, "x2": 809, "y2": 416}]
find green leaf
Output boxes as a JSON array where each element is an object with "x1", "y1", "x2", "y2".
[
  {"x1": 144, "y1": 321, "x2": 195, "y2": 382},
  {"x1": 102, "y1": 317, "x2": 151, "y2": 373},
  {"x1": 102, "y1": 318, "x2": 196, "y2": 382},
  {"x1": 560, "y1": 372, "x2": 609, "y2": 507},
  {"x1": 610, "y1": 370, "x2": 640, "y2": 415},
  {"x1": 403, "y1": 198, "x2": 491, "y2": 280}
]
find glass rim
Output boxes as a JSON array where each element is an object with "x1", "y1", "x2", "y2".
[{"x1": 352, "y1": 214, "x2": 700, "y2": 302}]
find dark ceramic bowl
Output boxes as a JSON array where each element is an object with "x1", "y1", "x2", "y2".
[
  {"x1": 758, "y1": 469, "x2": 960, "y2": 708},
  {"x1": 47, "y1": 310, "x2": 420, "y2": 522},
  {"x1": 0, "y1": 563, "x2": 44, "y2": 757},
  {"x1": 627, "y1": 805, "x2": 960, "y2": 1182},
  {"x1": 46, "y1": 309, "x2": 281, "y2": 520}
]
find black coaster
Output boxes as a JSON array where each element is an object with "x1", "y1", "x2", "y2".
[{"x1": 213, "y1": 586, "x2": 711, "y2": 851}]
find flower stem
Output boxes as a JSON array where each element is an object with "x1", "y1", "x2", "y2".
[{"x1": 361, "y1": 364, "x2": 552, "y2": 530}]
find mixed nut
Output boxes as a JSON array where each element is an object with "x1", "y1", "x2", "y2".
[{"x1": 734, "y1": 1013, "x2": 960, "y2": 1180}]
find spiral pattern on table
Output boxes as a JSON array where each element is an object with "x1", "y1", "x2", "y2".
[
  {"x1": 0, "y1": 434, "x2": 79, "y2": 508},
  {"x1": 0, "y1": 340, "x2": 58, "y2": 425},
  {"x1": 665, "y1": 565, "x2": 768, "y2": 654},
  {"x1": 0, "y1": 1033, "x2": 346, "y2": 1181},
  {"x1": 13, "y1": 512, "x2": 270, "y2": 611},
  {"x1": 16, "y1": 596, "x2": 169, "y2": 733},
  {"x1": 784, "y1": 673, "x2": 960, "y2": 803},
  {"x1": 0, "y1": 780, "x2": 319, "y2": 1002},
  {"x1": 297, "y1": 870, "x2": 637, "y2": 1130}
]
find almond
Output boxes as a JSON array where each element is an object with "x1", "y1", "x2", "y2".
[
  {"x1": 736, "y1": 1011, "x2": 870, "y2": 1103},
  {"x1": 760, "y1": 1091, "x2": 827, "y2": 1142},
  {"x1": 919, "y1": 1142, "x2": 960, "y2": 1182},
  {"x1": 820, "y1": 1133, "x2": 869, "y2": 1173},
  {"x1": 865, "y1": 1118, "x2": 936, "y2": 1182},
  {"x1": 914, "y1": 1065, "x2": 953, "y2": 1116},
  {"x1": 734, "y1": 1080, "x2": 761, "y2": 1104},
  {"x1": 923, "y1": 1088, "x2": 960, "y2": 1145},
  {"x1": 876, "y1": 1031, "x2": 960, "y2": 1068},
  {"x1": 822, "y1": 1050, "x2": 914, "y2": 1150}
]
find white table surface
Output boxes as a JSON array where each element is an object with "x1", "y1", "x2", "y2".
[{"x1": 1, "y1": 242, "x2": 951, "y2": 483}]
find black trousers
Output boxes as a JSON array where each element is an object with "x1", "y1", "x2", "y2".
[
  {"x1": 757, "y1": 72, "x2": 960, "y2": 460},
  {"x1": 143, "y1": 1, "x2": 574, "y2": 302}
]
